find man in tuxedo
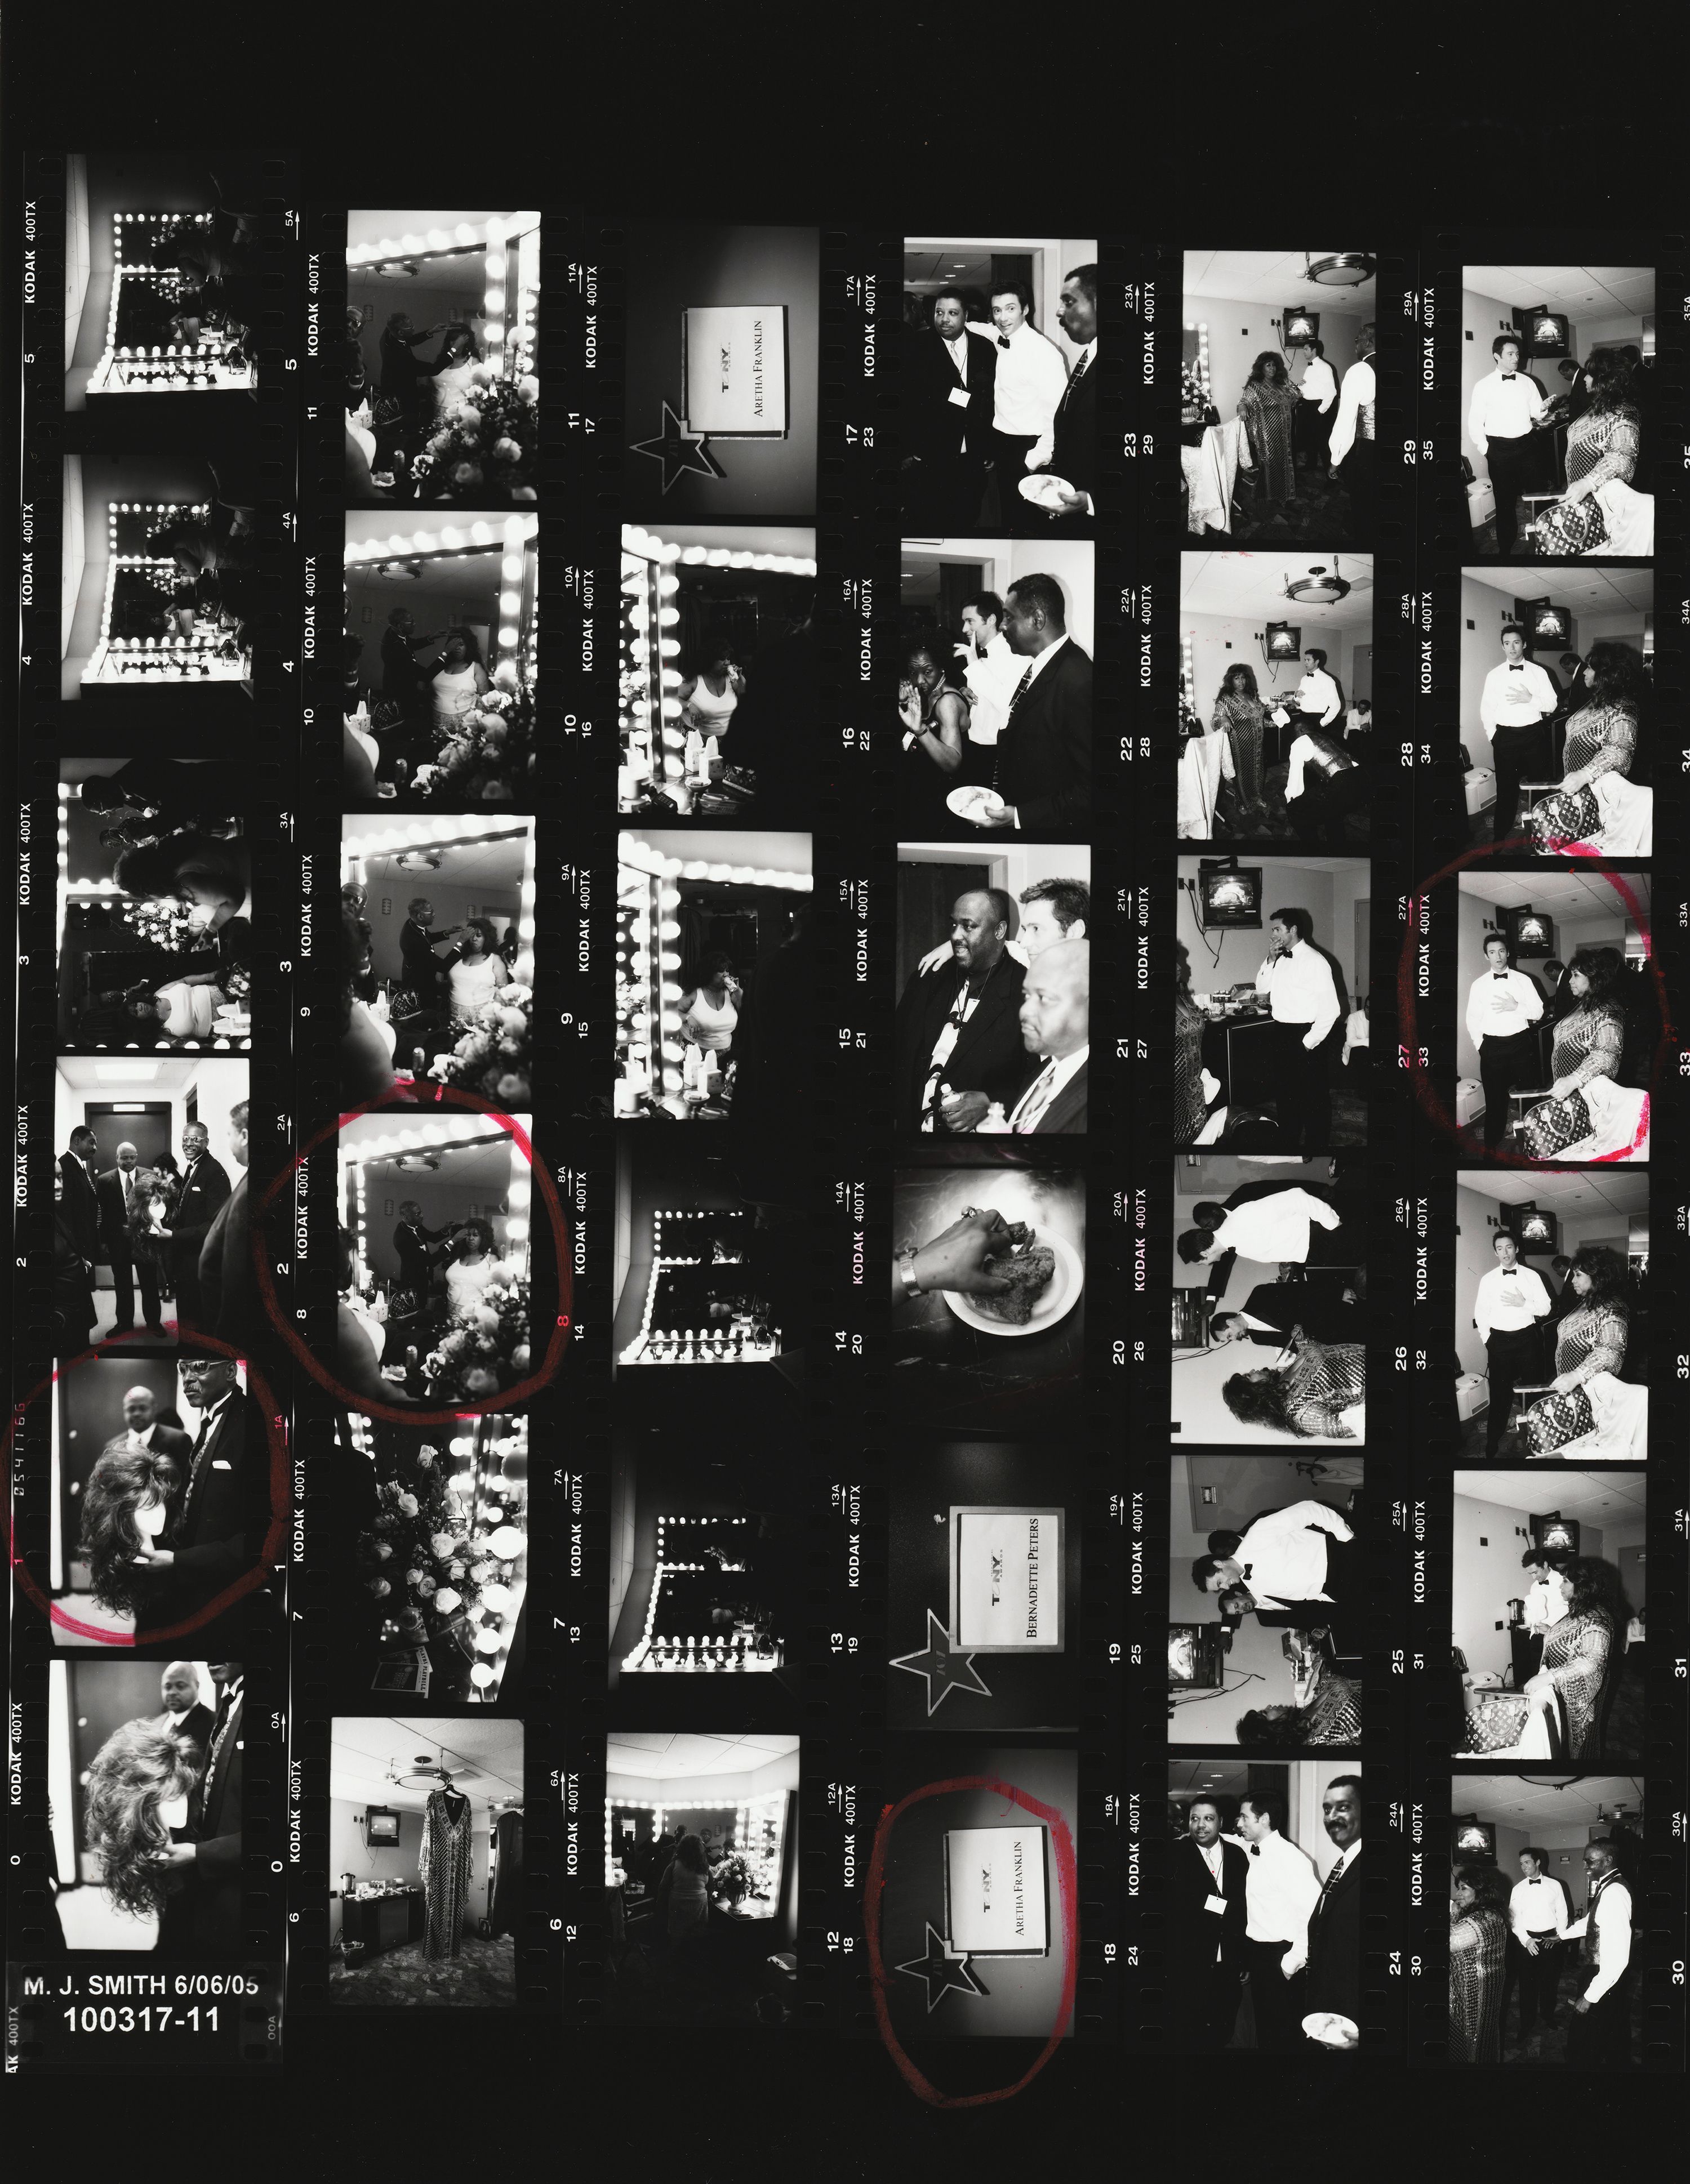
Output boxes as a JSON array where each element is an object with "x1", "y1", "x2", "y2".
[
  {"x1": 157, "y1": 1120, "x2": 230, "y2": 1335},
  {"x1": 903, "y1": 287, "x2": 995, "y2": 530},
  {"x1": 1168, "y1": 1795, "x2": 1248, "y2": 2048},
  {"x1": 109, "y1": 1384, "x2": 192, "y2": 1464},
  {"x1": 1028, "y1": 263, "x2": 1098, "y2": 529},
  {"x1": 399, "y1": 895, "x2": 461, "y2": 995},
  {"x1": 159, "y1": 1658, "x2": 244, "y2": 1955},
  {"x1": 198, "y1": 1100, "x2": 253, "y2": 1350},
  {"x1": 1209, "y1": 1281, "x2": 1363, "y2": 1349},
  {"x1": 894, "y1": 890, "x2": 1031, "y2": 1132},
  {"x1": 155, "y1": 1660, "x2": 216, "y2": 1755},
  {"x1": 96, "y1": 1140, "x2": 163, "y2": 1335},
  {"x1": 1303, "y1": 1775, "x2": 1363, "y2": 2044},
  {"x1": 132, "y1": 1356, "x2": 270, "y2": 1638},
  {"x1": 1234, "y1": 1792, "x2": 1321, "y2": 2052},
  {"x1": 59, "y1": 1126, "x2": 103, "y2": 1268},
  {"x1": 1194, "y1": 1500, "x2": 1358, "y2": 1651},
  {"x1": 1177, "y1": 1176, "x2": 1345, "y2": 1276},
  {"x1": 1006, "y1": 938, "x2": 1088, "y2": 1132},
  {"x1": 972, "y1": 574, "x2": 1092, "y2": 836}
]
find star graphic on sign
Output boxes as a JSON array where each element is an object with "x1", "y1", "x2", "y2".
[
  {"x1": 890, "y1": 1608, "x2": 992, "y2": 1716},
  {"x1": 895, "y1": 1921, "x2": 988, "y2": 2012},
  {"x1": 630, "y1": 400, "x2": 723, "y2": 493}
]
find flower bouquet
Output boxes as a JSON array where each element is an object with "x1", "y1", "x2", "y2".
[
  {"x1": 413, "y1": 366, "x2": 540, "y2": 501},
  {"x1": 427, "y1": 982, "x2": 533, "y2": 1106},
  {"x1": 710, "y1": 1852, "x2": 754, "y2": 1907},
  {"x1": 120, "y1": 897, "x2": 204, "y2": 953},
  {"x1": 422, "y1": 1269, "x2": 532, "y2": 1404},
  {"x1": 412, "y1": 678, "x2": 535, "y2": 806}
]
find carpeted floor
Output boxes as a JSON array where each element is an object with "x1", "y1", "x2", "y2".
[
  {"x1": 330, "y1": 1929, "x2": 517, "y2": 2006},
  {"x1": 1497, "y1": 1971, "x2": 1644, "y2": 2066},
  {"x1": 1191, "y1": 461, "x2": 1363, "y2": 545}
]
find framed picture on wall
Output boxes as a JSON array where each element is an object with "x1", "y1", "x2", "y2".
[{"x1": 684, "y1": 306, "x2": 789, "y2": 437}]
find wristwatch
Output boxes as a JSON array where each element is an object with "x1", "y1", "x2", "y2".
[{"x1": 897, "y1": 1247, "x2": 924, "y2": 1298}]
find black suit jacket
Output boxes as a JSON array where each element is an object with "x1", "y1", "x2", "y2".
[
  {"x1": 171, "y1": 1153, "x2": 232, "y2": 1280},
  {"x1": 1026, "y1": 1058, "x2": 1088, "y2": 1134},
  {"x1": 894, "y1": 955, "x2": 1033, "y2": 1130},
  {"x1": 188, "y1": 1687, "x2": 244, "y2": 1954},
  {"x1": 198, "y1": 1170, "x2": 252, "y2": 1347},
  {"x1": 906, "y1": 326, "x2": 997, "y2": 465},
  {"x1": 1044, "y1": 349, "x2": 1097, "y2": 500},
  {"x1": 163, "y1": 1700, "x2": 217, "y2": 1762},
  {"x1": 164, "y1": 1394, "x2": 270, "y2": 1620},
  {"x1": 95, "y1": 1167, "x2": 140, "y2": 1258},
  {"x1": 400, "y1": 919, "x2": 457, "y2": 992},
  {"x1": 997, "y1": 639, "x2": 1092, "y2": 835},
  {"x1": 1236, "y1": 1285, "x2": 1363, "y2": 1346},
  {"x1": 121, "y1": 1422, "x2": 193, "y2": 1468},
  {"x1": 1305, "y1": 1847, "x2": 1363, "y2": 2024},
  {"x1": 1168, "y1": 1835, "x2": 1249, "y2": 1981},
  {"x1": 59, "y1": 1153, "x2": 101, "y2": 1262}
]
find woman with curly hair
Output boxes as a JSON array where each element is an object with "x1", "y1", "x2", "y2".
[
  {"x1": 83, "y1": 1718, "x2": 202, "y2": 1944},
  {"x1": 1172, "y1": 941, "x2": 1215, "y2": 1145},
  {"x1": 1528, "y1": 642, "x2": 1652, "y2": 857},
  {"x1": 1235, "y1": 1655, "x2": 1362, "y2": 1749},
  {"x1": 1519, "y1": 1247, "x2": 1645, "y2": 1457},
  {"x1": 1208, "y1": 662, "x2": 1279, "y2": 835},
  {"x1": 656, "y1": 1830, "x2": 711, "y2": 1949},
  {"x1": 429, "y1": 626, "x2": 493, "y2": 737},
  {"x1": 1448, "y1": 1861, "x2": 1511, "y2": 2063},
  {"x1": 446, "y1": 917, "x2": 509, "y2": 1015},
  {"x1": 1222, "y1": 1335, "x2": 1366, "y2": 1441},
  {"x1": 1519, "y1": 947, "x2": 1645, "y2": 1160},
  {"x1": 1236, "y1": 353, "x2": 1301, "y2": 504},
  {"x1": 442, "y1": 1216, "x2": 502, "y2": 1316},
  {"x1": 79, "y1": 1448, "x2": 181, "y2": 1621},
  {"x1": 1522, "y1": 1556, "x2": 1625, "y2": 1763},
  {"x1": 1532, "y1": 351, "x2": 1651, "y2": 556}
]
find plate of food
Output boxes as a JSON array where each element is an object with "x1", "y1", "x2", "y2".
[
  {"x1": 1018, "y1": 471, "x2": 1075, "y2": 510},
  {"x1": 945, "y1": 783, "x2": 1006, "y2": 824},
  {"x1": 1300, "y1": 2011, "x2": 1359, "y2": 2051},
  {"x1": 944, "y1": 1229, "x2": 1083, "y2": 1338}
]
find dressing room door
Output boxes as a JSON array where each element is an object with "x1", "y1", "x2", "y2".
[
  {"x1": 83, "y1": 1102, "x2": 171, "y2": 1268},
  {"x1": 1350, "y1": 643, "x2": 1372, "y2": 703}
]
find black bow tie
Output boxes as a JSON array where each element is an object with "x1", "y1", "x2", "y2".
[
  {"x1": 1501, "y1": 372, "x2": 1517, "y2": 381},
  {"x1": 1493, "y1": 973, "x2": 1510, "y2": 980},
  {"x1": 1250, "y1": 1844, "x2": 1261, "y2": 1857},
  {"x1": 997, "y1": 335, "x2": 1010, "y2": 349},
  {"x1": 1239, "y1": 1565, "x2": 1252, "y2": 1580},
  {"x1": 1508, "y1": 663, "x2": 1525, "y2": 671}
]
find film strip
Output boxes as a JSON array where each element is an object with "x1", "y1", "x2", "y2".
[{"x1": 6, "y1": 172, "x2": 1686, "y2": 2096}]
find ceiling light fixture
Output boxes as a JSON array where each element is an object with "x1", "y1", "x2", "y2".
[
  {"x1": 1285, "y1": 558, "x2": 1351, "y2": 605},
  {"x1": 1302, "y1": 252, "x2": 1376, "y2": 288}
]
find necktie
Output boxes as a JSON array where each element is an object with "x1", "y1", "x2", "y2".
[
  {"x1": 997, "y1": 335, "x2": 1010, "y2": 350},
  {"x1": 1013, "y1": 1061, "x2": 1057, "y2": 1133},
  {"x1": 1315, "y1": 1851, "x2": 1350, "y2": 1916},
  {"x1": 1059, "y1": 349, "x2": 1089, "y2": 410},
  {"x1": 990, "y1": 666, "x2": 1035, "y2": 795},
  {"x1": 181, "y1": 1406, "x2": 217, "y2": 1528}
]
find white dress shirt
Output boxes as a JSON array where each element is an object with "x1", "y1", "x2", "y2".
[
  {"x1": 1297, "y1": 356, "x2": 1337, "y2": 413},
  {"x1": 1474, "y1": 1262, "x2": 1551, "y2": 1344},
  {"x1": 1234, "y1": 1830, "x2": 1322, "y2": 1961},
  {"x1": 1510, "y1": 1872, "x2": 1569, "y2": 1939},
  {"x1": 1559, "y1": 1875, "x2": 1632, "y2": 2004},
  {"x1": 1480, "y1": 658, "x2": 1558, "y2": 737},
  {"x1": 1233, "y1": 1499, "x2": 1353, "y2": 1609},
  {"x1": 962, "y1": 629, "x2": 1022, "y2": 744},
  {"x1": 1206, "y1": 1187, "x2": 1340, "y2": 1267},
  {"x1": 1293, "y1": 668, "x2": 1342, "y2": 726},
  {"x1": 1464, "y1": 966, "x2": 1544, "y2": 1055},
  {"x1": 966, "y1": 318, "x2": 1069, "y2": 439},
  {"x1": 123, "y1": 1421, "x2": 161, "y2": 1451},
  {"x1": 1255, "y1": 939, "x2": 1341, "y2": 1046},
  {"x1": 1469, "y1": 366, "x2": 1548, "y2": 451},
  {"x1": 1009, "y1": 1045, "x2": 1087, "y2": 1131},
  {"x1": 1326, "y1": 355, "x2": 1375, "y2": 466}
]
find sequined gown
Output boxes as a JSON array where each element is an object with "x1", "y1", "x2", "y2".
[
  {"x1": 1521, "y1": 1004, "x2": 1627, "y2": 1158},
  {"x1": 1302, "y1": 1664, "x2": 1363, "y2": 1746},
  {"x1": 420, "y1": 1787, "x2": 474, "y2": 1960},
  {"x1": 1564, "y1": 405, "x2": 1640, "y2": 493},
  {"x1": 1173, "y1": 989, "x2": 1209, "y2": 1143},
  {"x1": 1520, "y1": 1302, "x2": 1630, "y2": 1453},
  {"x1": 1448, "y1": 1909, "x2": 1506, "y2": 2064},
  {"x1": 1212, "y1": 694, "x2": 1269, "y2": 829},
  {"x1": 1237, "y1": 377, "x2": 1300, "y2": 500},
  {"x1": 1529, "y1": 701, "x2": 1639, "y2": 848},
  {"x1": 1278, "y1": 1340, "x2": 1366, "y2": 1440},
  {"x1": 1540, "y1": 1609, "x2": 1615, "y2": 1763}
]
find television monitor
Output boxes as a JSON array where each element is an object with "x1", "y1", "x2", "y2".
[
  {"x1": 1531, "y1": 1513, "x2": 1581, "y2": 1556},
  {"x1": 1264, "y1": 622, "x2": 1302, "y2": 660},
  {"x1": 365, "y1": 1805, "x2": 400, "y2": 1846},
  {"x1": 1505, "y1": 908, "x2": 1555, "y2": 959},
  {"x1": 1514, "y1": 598, "x2": 1574, "y2": 650},
  {"x1": 1198, "y1": 863, "x2": 1263, "y2": 929},
  {"x1": 1453, "y1": 1818, "x2": 1497, "y2": 1859},
  {"x1": 1516, "y1": 1206, "x2": 1559, "y2": 1253},
  {"x1": 1282, "y1": 307, "x2": 1320, "y2": 347},
  {"x1": 1168, "y1": 1623, "x2": 1225, "y2": 1689},
  {"x1": 1518, "y1": 309, "x2": 1571, "y2": 359}
]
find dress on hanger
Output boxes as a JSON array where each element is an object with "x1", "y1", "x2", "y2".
[{"x1": 420, "y1": 1785, "x2": 474, "y2": 1960}]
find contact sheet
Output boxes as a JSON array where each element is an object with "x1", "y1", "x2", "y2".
[{"x1": 5, "y1": 99, "x2": 1688, "y2": 2132}]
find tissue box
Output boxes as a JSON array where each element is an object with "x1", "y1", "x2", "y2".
[
  {"x1": 1467, "y1": 476, "x2": 1496, "y2": 531},
  {"x1": 1456, "y1": 1078, "x2": 1484, "y2": 1127},
  {"x1": 1455, "y1": 1372, "x2": 1489, "y2": 1423},
  {"x1": 1465, "y1": 768, "x2": 1496, "y2": 815}
]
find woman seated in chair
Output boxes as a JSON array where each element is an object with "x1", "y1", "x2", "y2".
[
  {"x1": 1526, "y1": 642, "x2": 1652, "y2": 856},
  {"x1": 1518, "y1": 947, "x2": 1646, "y2": 1160},
  {"x1": 1518, "y1": 1247, "x2": 1647, "y2": 1458}
]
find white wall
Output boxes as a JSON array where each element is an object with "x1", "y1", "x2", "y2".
[
  {"x1": 606, "y1": 1749, "x2": 799, "y2": 1807},
  {"x1": 64, "y1": 156, "x2": 90, "y2": 378},
  {"x1": 1176, "y1": 863, "x2": 1362, "y2": 1008},
  {"x1": 1011, "y1": 537, "x2": 1093, "y2": 659},
  {"x1": 1181, "y1": 609, "x2": 1364, "y2": 726},
  {"x1": 1452, "y1": 1487, "x2": 1546, "y2": 1682},
  {"x1": 1188, "y1": 296, "x2": 1368, "y2": 427},
  {"x1": 61, "y1": 457, "x2": 84, "y2": 660}
]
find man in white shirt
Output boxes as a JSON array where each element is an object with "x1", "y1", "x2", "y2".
[
  {"x1": 1291, "y1": 647, "x2": 1342, "y2": 758},
  {"x1": 1294, "y1": 338, "x2": 1337, "y2": 470},
  {"x1": 1255, "y1": 907, "x2": 1342, "y2": 1153},
  {"x1": 1177, "y1": 1182, "x2": 1342, "y2": 1269},
  {"x1": 1193, "y1": 1499, "x2": 1354, "y2": 1616},
  {"x1": 1507, "y1": 1846, "x2": 1571, "y2": 2045},
  {"x1": 1234, "y1": 1793, "x2": 1321, "y2": 2051},
  {"x1": 1326, "y1": 323, "x2": 1377, "y2": 525},
  {"x1": 966, "y1": 283, "x2": 1069, "y2": 528},
  {"x1": 1479, "y1": 623, "x2": 1559, "y2": 843},
  {"x1": 1465, "y1": 931, "x2": 1545, "y2": 1150},
  {"x1": 1469, "y1": 333, "x2": 1548, "y2": 555},
  {"x1": 1474, "y1": 1228, "x2": 1553, "y2": 1456},
  {"x1": 1557, "y1": 1838, "x2": 1635, "y2": 2065},
  {"x1": 954, "y1": 591, "x2": 1022, "y2": 747},
  {"x1": 1007, "y1": 938, "x2": 1088, "y2": 1133}
]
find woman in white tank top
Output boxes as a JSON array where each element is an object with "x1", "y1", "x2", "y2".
[
  {"x1": 678, "y1": 952, "x2": 742, "y2": 1051},
  {"x1": 431, "y1": 627, "x2": 492, "y2": 734},
  {"x1": 678, "y1": 650, "x2": 745, "y2": 745}
]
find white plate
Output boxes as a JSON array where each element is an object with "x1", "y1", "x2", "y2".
[
  {"x1": 945, "y1": 784, "x2": 1006, "y2": 822},
  {"x1": 944, "y1": 1232, "x2": 1084, "y2": 1339},
  {"x1": 1018, "y1": 472, "x2": 1073, "y2": 507},
  {"x1": 1300, "y1": 2011, "x2": 1359, "y2": 2049}
]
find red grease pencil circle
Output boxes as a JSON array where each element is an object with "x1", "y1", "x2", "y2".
[
  {"x1": 250, "y1": 1088, "x2": 570, "y2": 1422},
  {"x1": 863, "y1": 1773, "x2": 1078, "y2": 2107}
]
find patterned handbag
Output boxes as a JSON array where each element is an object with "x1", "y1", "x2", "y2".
[
  {"x1": 1522, "y1": 1087, "x2": 1591, "y2": 1159},
  {"x1": 1528, "y1": 497, "x2": 1607, "y2": 556},
  {"x1": 1464, "y1": 1691, "x2": 1533, "y2": 1753},
  {"x1": 1528, "y1": 785, "x2": 1600, "y2": 850},
  {"x1": 1520, "y1": 1385, "x2": 1595, "y2": 1456}
]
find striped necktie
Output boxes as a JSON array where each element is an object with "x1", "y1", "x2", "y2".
[
  {"x1": 1012, "y1": 1061, "x2": 1058, "y2": 1133},
  {"x1": 1059, "y1": 349, "x2": 1089, "y2": 410},
  {"x1": 990, "y1": 666, "x2": 1035, "y2": 794}
]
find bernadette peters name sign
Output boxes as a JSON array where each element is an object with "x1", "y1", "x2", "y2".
[
  {"x1": 683, "y1": 305, "x2": 789, "y2": 436},
  {"x1": 951, "y1": 1507, "x2": 1065, "y2": 1653}
]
